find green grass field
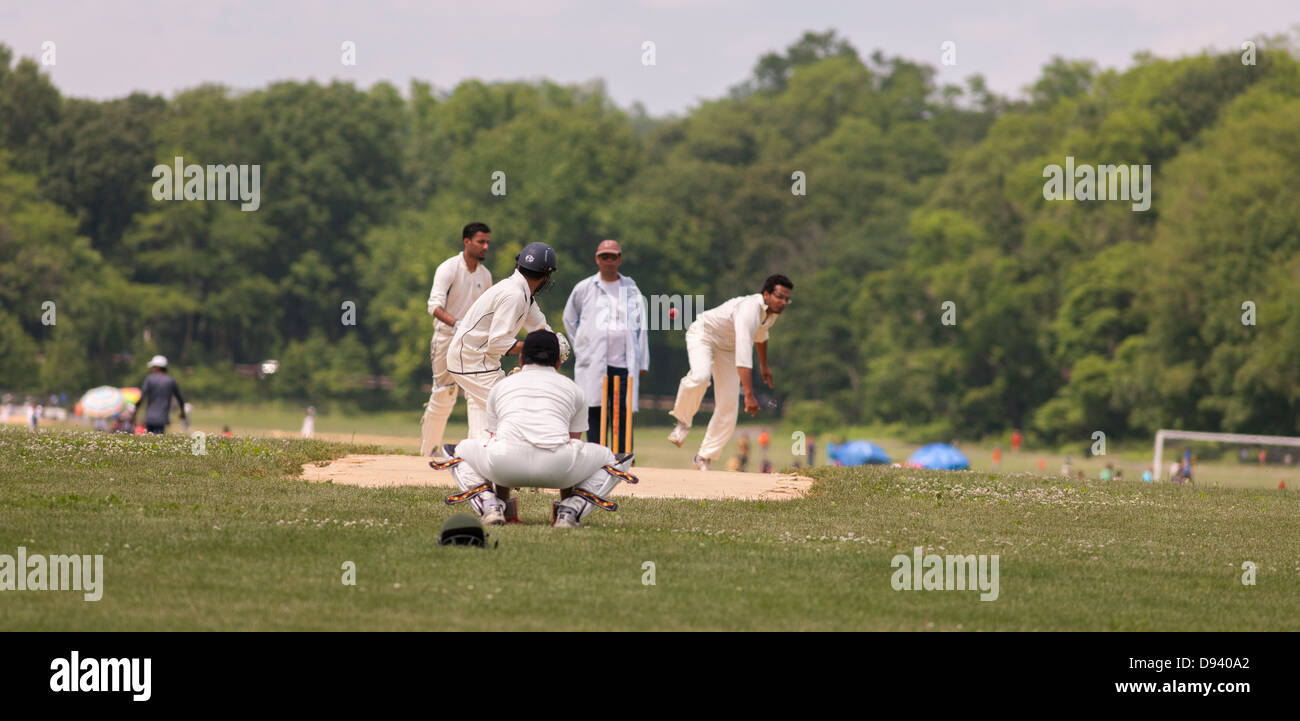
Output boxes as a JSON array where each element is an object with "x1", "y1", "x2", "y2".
[
  {"x1": 38, "y1": 400, "x2": 1300, "y2": 489},
  {"x1": 2, "y1": 425, "x2": 1297, "y2": 631}
]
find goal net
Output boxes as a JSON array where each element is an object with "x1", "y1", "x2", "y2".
[{"x1": 1154, "y1": 429, "x2": 1300, "y2": 484}]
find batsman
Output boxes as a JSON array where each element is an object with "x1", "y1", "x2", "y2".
[
  {"x1": 446, "y1": 241, "x2": 570, "y2": 440},
  {"x1": 439, "y1": 330, "x2": 636, "y2": 528},
  {"x1": 667, "y1": 274, "x2": 792, "y2": 470}
]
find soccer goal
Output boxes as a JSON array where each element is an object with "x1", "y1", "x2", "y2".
[{"x1": 1154, "y1": 429, "x2": 1300, "y2": 482}]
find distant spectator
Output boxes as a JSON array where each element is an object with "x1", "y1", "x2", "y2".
[
  {"x1": 992, "y1": 445, "x2": 1002, "y2": 469},
  {"x1": 1258, "y1": 449, "x2": 1267, "y2": 464},
  {"x1": 301, "y1": 406, "x2": 316, "y2": 439},
  {"x1": 182, "y1": 402, "x2": 193, "y2": 432},
  {"x1": 132, "y1": 355, "x2": 187, "y2": 435},
  {"x1": 1142, "y1": 467, "x2": 1154, "y2": 483},
  {"x1": 222, "y1": 426, "x2": 234, "y2": 438},
  {"x1": 1061, "y1": 456, "x2": 1072, "y2": 478},
  {"x1": 1036, "y1": 458, "x2": 1046, "y2": 472},
  {"x1": 1010, "y1": 429, "x2": 1023, "y2": 452},
  {"x1": 1113, "y1": 469, "x2": 1124, "y2": 482},
  {"x1": 1099, "y1": 464, "x2": 1113, "y2": 482},
  {"x1": 806, "y1": 433, "x2": 816, "y2": 467},
  {"x1": 113, "y1": 408, "x2": 134, "y2": 433},
  {"x1": 1169, "y1": 460, "x2": 1182, "y2": 483},
  {"x1": 737, "y1": 434, "x2": 751, "y2": 472}
]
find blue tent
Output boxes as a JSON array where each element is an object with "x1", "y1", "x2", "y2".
[
  {"x1": 827, "y1": 440, "x2": 891, "y2": 466},
  {"x1": 906, "y1": 443, "x2": 970, "y2": 470}
]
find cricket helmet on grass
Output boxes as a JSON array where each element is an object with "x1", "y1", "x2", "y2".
[{"x1": 439, "y1": 512, "x2": 494, "y2": 548}]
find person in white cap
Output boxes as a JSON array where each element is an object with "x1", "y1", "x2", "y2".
[
  {"x1": 563, "y1": 239, "x2": 649, "y2": 452},
  {"x1": 132, "y1": 355, "x2": 187, "y2": 434},
  {"x1": 420, "y1": 222, "x2": 493, "y2": 456},
  {"x1": 667, "y1": 274, "x2": 792, "y2": 470},
  {"x1": 446, "y1": 242, "x2": 570, "y2": 440}
]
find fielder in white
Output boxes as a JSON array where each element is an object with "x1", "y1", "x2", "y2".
[
  {"x1": 446, "y1": 241, "x2": 570, "y2": 440},
  {"x1": 420, "y1": 222, "x2": 493, "y2": 456},
  {"x1": 667, "y1": 274, "x2": 793, "y2": 470},
  {"x1": 441, "y1": 330, "x2": 635, "y2": 528}
]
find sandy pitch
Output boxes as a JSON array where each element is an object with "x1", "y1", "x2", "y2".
[{"x1": 301, "y1": 454, "x2": 812, "y2": 501}]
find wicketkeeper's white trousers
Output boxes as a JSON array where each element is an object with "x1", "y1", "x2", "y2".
[
  {"x1": 669, "y1": 324, "x2": 739, "y2": 462},
  {"x1": 454, "y1": 437, "x2": 622, "y2": 520},
  {"x1": 455, "y1": 437, "x2": 614, "y2": 490},
  {"x1": 420, "y1": 328, "x2": 459, "y2": 456}
]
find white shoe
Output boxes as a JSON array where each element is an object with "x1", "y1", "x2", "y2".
[
  {"x1": 693, "y1": 455, "x2": 712, "y2": 471},
  {"x1": 482, "y1": 500, "x2": 506, "y2": 526},
  {"x1": 553, "y1": 507, "x2": 581, "y2": 528},
  {"x1": 667, "y1": 422, "x2": 689, "y2": 447}
]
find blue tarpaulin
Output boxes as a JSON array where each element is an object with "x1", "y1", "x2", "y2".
[
  {"x1": 906, "y1": 443, "x2": 970, "y2": 470},
  {"x1": 826, "y1": 440, "x2": 891, "y2": 466}
]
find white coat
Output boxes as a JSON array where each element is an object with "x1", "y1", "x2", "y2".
[{"x1": 563, "y1": 273, "x2": 650, "y2": 411}]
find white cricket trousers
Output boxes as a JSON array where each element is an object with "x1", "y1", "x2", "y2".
[
  {"x1": 420, "y1": 327, "x2": 459, "y2": 456},
  {"x1": 669, "y1": 323, "x2": 739, "y2": 461},
  {"x1": 455, "y1": 437, "x2": 614, "y2": 489},
  {"x1": 451, "y1": 368, "x2": 505, "y2": 440}
]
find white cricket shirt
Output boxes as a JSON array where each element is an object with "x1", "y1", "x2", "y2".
[
  {"x1": 447, "y1": 269, "x2": 552, "y2": 374},
  {"x1": 691, "y1": 293, "x2": 778, "y2": 369},
  {"x1": 485, "y1": 365, "x2": 588, "y2": 449},
  {"x1": 599, "y1": 278, "x2": 628, "y2": 367},
  {"x1": 427, "y1": 253, "x2": 492, "y2": 333}
]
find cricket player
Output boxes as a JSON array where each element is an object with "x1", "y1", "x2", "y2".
[
  {"x1": 442, "y1": 330, "x2": 634, "y2": 528},
  {"x1": 420, "y1": 222, "x2": 493, "y2": 456},
  {"x1": 446, "y1": 241, "x2": 570, "y2": 440},
  {"x1": 667, "y1": 274, "x2": 793, "y2": 470}
]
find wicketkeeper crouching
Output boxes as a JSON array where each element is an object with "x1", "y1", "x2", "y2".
[{"x1": 434, "y1": 330, "x2": 636, "y2": 528}]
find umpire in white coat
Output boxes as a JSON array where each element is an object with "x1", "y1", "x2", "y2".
[{"x1": 563, "y1": 240, "x2": 649, "y2": 451}]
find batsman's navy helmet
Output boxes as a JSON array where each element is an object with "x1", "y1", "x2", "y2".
[
  {"x1": 439, "y1": 512, "x2": 489, "y2": 547},
  {"x1": 516, "y1": 242, "x2": 557, "y2": 274}
]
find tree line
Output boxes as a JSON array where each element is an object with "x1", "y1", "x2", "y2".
[{"x1": 2, "y1": 30, "x2": 1299, "y2": 444}]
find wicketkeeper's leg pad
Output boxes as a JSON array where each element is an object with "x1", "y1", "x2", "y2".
[
  {"x1": 438, "y1": 456, "x2": 500, "y2": 517},
  {"x1": 556, "y1": 453, "x2": 637, "y2": 522}
]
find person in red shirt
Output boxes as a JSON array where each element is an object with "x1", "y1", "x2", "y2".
[{"x1": 1010, "y1": 429, "x2": 1023, "y2": 452}]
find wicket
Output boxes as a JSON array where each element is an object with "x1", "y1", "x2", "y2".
[{"x1": 600, "y1": 373, "x2": 634, "y2": 454}]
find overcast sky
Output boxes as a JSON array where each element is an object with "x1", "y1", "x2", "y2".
[{"x1": 3, "y1": 0, "x2": 1296, "y2": 115}]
